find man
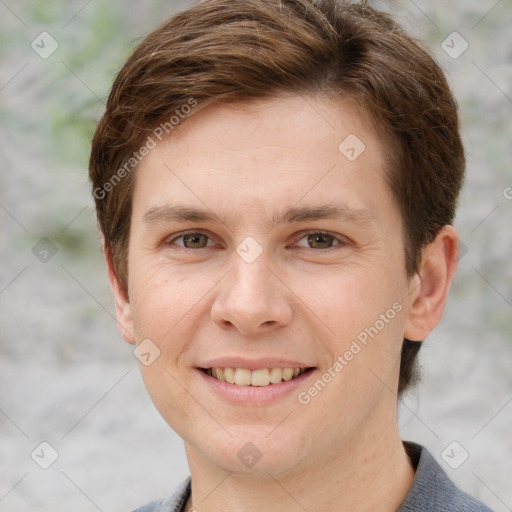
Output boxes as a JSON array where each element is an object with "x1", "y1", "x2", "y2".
[{"x1": 89, "y1": 0, "x2": 493, "y2": 510}]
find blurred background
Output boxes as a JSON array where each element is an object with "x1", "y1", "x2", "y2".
[{"x1": 1, "y1": 0, "x2": 511, "y2": 510}]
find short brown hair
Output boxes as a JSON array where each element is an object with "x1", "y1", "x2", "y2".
[{"x1": 89, "y1": 0, "x2": 465, "y2": 395}]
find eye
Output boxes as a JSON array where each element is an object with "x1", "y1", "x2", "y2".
[
  {"x1": 168, "y1": 232, "x2": 213, "y2": 249},
  {"x1": 166, "y1": 230, "x2": 347, "y2": 251},
  {"x1": 294, "y1": 231, "x2": 344, "y2": 249}
]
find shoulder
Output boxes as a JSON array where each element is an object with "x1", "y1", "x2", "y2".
[
  {"x1": 130, "y1": 477, "x2": 191, "y2": 512},
  {"x1": 399, "y1": 442, "x2": 494, "y2": 512}
]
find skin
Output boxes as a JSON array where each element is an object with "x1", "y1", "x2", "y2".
[{"x1": 107, "y1": 93, "x2": 459, "y2": 512}]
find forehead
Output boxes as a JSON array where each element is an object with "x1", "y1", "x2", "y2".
[{"x1": 132, "y1": 93, "x2": 395, "y2": 227}]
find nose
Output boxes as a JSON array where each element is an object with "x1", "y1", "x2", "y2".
[{"x1": 211, "y1": 255, "x2": 293, "y2": 336}]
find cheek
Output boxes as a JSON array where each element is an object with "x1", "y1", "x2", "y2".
[
  {"x1": 128, "y1": 259, "x2": 215, "y2": 341},
  {"x1": 299, "y1": 264, "x2": 407, "y2": 383},
  {"x1": 129, "y1": 261, "x2": 178, "y2": 340},
  {"x1": 298, "y1": 265, "x2": 393, "y2": 339}
]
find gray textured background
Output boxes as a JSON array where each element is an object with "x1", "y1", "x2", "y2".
[{"x1": 1, "y1": 1, "x2": 511, "y2": 510}]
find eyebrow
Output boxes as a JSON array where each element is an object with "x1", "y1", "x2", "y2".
[{"x1": 142, "y1": 203, "x2": 376, "y2": 228}]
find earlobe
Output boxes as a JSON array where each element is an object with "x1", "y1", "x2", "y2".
[
  {"x1": 102, "y1": 238, "x2": 136, "y2": 345},
  {"x1": 404, "y1": 225, "x2": 459, "y2": 342}
]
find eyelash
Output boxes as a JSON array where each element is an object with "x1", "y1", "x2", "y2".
[{"x1": 165, "y1": 230, "x2": 348, "y2": 250}]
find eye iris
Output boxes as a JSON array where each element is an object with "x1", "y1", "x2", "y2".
[
  {"x1": 308, "y1": 233, "x2": 333, "y2": 249},
  {"x1": 183, "y1": 233, "x2": 208, "y2": 248}
]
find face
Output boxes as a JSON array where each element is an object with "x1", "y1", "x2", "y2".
[{"x1": 113, "y1": 94, "x2": 423, "y2": 478}]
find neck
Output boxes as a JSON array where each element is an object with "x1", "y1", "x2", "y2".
[{"x1": 184, "y1": 424, "x2": 415, "y2": 512}]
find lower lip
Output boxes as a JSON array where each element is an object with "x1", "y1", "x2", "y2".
[{"x1": 197, "y1": 368, "x2": 316, "y2": 406}]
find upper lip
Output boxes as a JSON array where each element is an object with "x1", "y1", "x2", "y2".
[{"x1": 197, "y1": 357, "x2": 314, "y2": 370}]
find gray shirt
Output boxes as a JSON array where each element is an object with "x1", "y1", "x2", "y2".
[{"x1": 132, "y1": 442, "x2": 494, "y2": 511}]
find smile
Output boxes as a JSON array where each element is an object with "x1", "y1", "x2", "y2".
[{"x1": 203, "y1": 367, "x2": 311, "y2": 386}]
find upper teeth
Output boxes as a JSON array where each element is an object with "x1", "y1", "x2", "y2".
[{"x1": 206, "y1": 367, "x2": 306, "y2": 386}]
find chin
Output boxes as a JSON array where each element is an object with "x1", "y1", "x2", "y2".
[{"x1": 185, "y1": 423, "x2": 310, "y2": 477}]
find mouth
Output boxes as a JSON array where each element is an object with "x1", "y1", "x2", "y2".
[{"x1": 200, "y1": 366, "x2": 315, "y2": 387}]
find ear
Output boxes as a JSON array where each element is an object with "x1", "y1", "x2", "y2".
[
  {"x1": 102, "y1": 237, "x2": 136, "y2": 345},
  {"x1": 404, "y1": 225, "x2": 459, "y2": 341}
]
